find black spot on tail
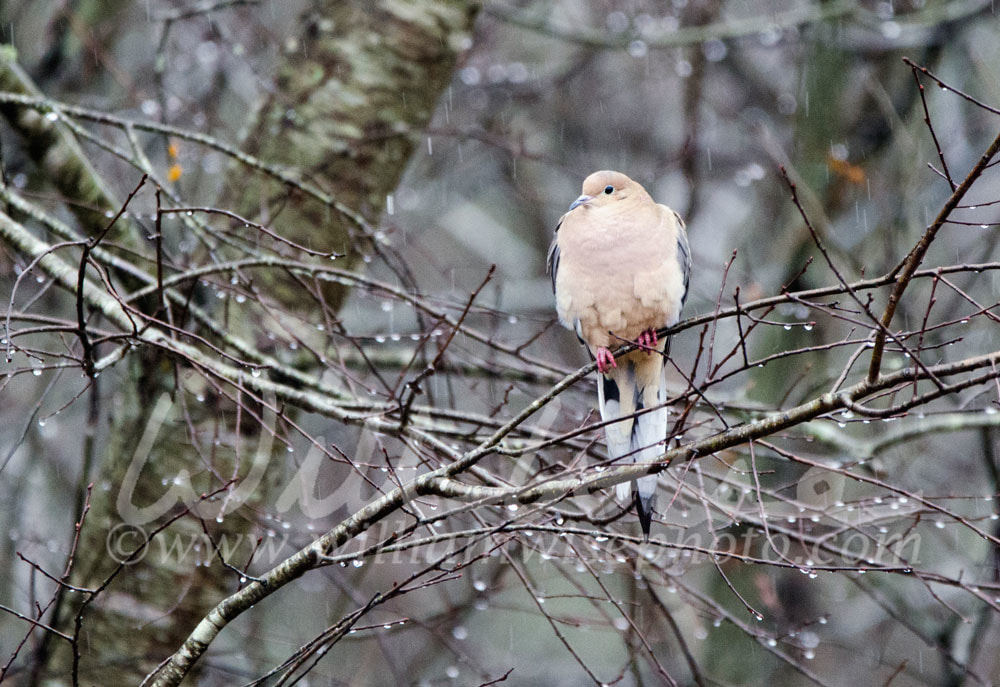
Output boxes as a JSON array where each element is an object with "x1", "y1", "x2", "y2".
[
  {"x1": 635, "y1": 492, "x2": 654, "y2": 540},
  {"x1": 602, "y1": 376, "x2": 619, "y2": 403}
]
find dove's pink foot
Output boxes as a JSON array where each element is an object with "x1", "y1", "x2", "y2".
[
  {"x1": 636, "y1": 328, "x2": 658, "y2": 354},
  {"x1": 595, "y1": 347, "x2": 617, "y2": 375}
]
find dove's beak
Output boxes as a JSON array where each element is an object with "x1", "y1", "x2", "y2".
[{"x1": 569, "y1": 194, "x2": 592, "y2": 211}]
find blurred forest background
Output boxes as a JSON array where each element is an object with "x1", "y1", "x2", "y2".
[{"x1": 1, "y1": 0, "x2": 1000, "y2": 685}]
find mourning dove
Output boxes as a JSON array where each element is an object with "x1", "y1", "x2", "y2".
[{"x1": 547, "y1": 170, "x2": 691, "y2": 537}]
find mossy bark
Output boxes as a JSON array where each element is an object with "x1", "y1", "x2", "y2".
[
  {"x1": 228, "y1": 0, "x2": 479, "y2": 311},
  {"x1": 0, "y1": 47, "x2": 121, "y2": 235}
]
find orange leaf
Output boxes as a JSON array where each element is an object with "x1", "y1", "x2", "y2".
[{"x1": 827, "y1": 155, "x2": 866, "y2": 185}]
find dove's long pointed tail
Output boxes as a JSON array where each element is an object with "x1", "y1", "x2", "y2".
[{"x1": 597, "y1": 342, "x2": 668, "y2": 538}]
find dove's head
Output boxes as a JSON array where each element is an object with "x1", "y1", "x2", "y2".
[{"x1": 568, "y1": 170, "x2": 646, "y2": 211}]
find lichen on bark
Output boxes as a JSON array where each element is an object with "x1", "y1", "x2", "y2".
[{"x1": 229, "y1": 0, "x2": 478, "y2": 310}]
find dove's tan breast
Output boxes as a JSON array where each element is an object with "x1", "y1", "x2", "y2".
[{"x1": 555, "y1": 202, "x2": 685, "y2": 350}]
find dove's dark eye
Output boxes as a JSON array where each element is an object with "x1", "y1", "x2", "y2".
[{"x1": 604, "y1": 185, "x2": 614, "y2": 194}]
